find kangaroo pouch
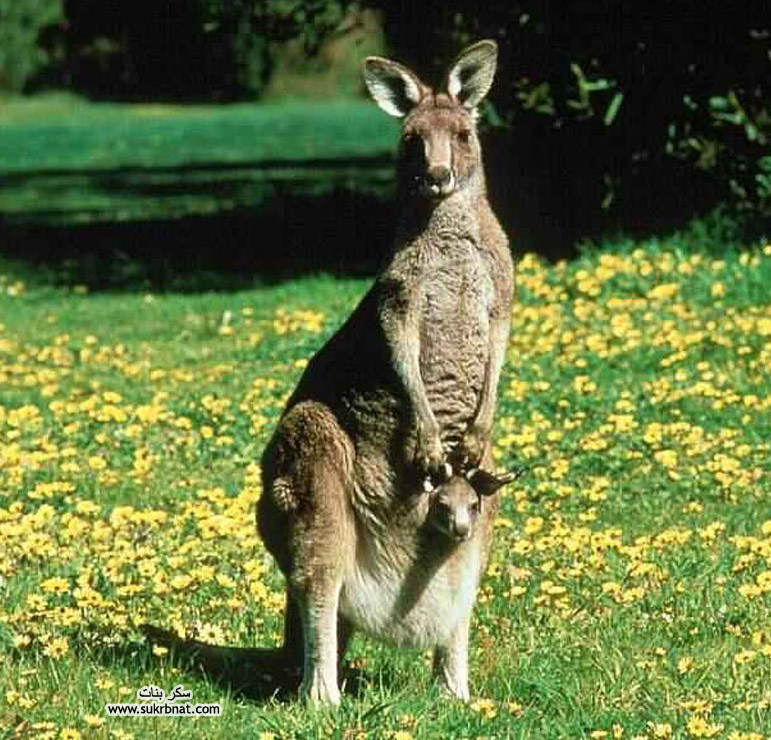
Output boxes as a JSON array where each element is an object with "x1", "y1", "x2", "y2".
[{"x1": 339, "y1": 528, "x2": 483, "y2": 648}]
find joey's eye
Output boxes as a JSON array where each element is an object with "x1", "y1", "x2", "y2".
[{"x1": 457, "y1": 130, "x2": 471, "y2": 145}]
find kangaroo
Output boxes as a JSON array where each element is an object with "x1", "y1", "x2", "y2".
[
  {"x1": 257, "y1": 39, "x2": 515, "y2": 705},
  {"x1": 426, "y1": 468, "x2": 523, "y2": 543}
]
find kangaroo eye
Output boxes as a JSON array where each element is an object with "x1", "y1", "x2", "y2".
[
  {"x1": 401, "y1": 133, "x2": 421, "y2": 155},
  {"x1": 457, "y1": 130, "x2": 471, "y2": 145}
]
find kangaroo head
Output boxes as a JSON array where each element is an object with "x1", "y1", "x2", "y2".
[
  {"x1": 428, "y1": 476, "x2": 481, "y2": 542},
  {"x1": 428, "y1": 466, "x2": 517, "y2": 543},
  {"x1": 363, "y1": 40, "x2": 498, "y2": 200}
]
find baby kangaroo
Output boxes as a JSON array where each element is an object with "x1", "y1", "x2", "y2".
[
  {"x1": 427, "y1": 468, "x2": 523, "y2": 543},
  {"x1": 258, "y1": 39, "x2": 514, "y2": 705}
]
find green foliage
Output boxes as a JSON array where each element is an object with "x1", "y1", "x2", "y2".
[
  {"x1": 199, "y1": 1, "x2": 382, "y2": 99},
  {"x1": 382, "y1": 4, "x2": 771, "y2": 232},
  {"x1": 241, "y1": 0, "x2": 349, "y2": 51},
  {"x1": 36, "y1": 0, "x2": 363, "y2": 99},
  {"x1": 0, "y1": 0, "x2": 63, "y2": 92}
]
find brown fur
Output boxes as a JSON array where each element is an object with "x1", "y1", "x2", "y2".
[{"x1": 257, "y1": 39, "x2": 515, "y2": 704}]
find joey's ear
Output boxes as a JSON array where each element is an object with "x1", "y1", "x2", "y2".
[
  {"x1": 445, "y1": 39, "x2": 498, "y2": 110},
  {"x1": 467, "y1": 467, "x2": 524, "y2": 497},
  {"x1": 363, "y1": 57, "x2": 426, "y2": 117}
]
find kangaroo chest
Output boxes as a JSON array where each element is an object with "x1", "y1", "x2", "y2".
[{"x1": 418, "y1": 246, "x2": 494, "y2": 440}]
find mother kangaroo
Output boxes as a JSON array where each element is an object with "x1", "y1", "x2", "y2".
[{"x1": 258, "y1": 40, "x2": 514, "y2": 705}]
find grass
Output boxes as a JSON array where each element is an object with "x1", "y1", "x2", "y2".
[
  {"x1": 0, "y1": 95, "x2": 397, "y2": 225},
  {"x1": 1, "y1": 236, "x2": 771, "y2": 739}
]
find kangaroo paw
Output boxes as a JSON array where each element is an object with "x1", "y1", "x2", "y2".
[{"x1": 273, "y1": 477, "x2": 297, "y2": 511}]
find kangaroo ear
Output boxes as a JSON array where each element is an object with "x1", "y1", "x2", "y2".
[
  {"x1": 467, "y1": 468, "x2": 505, "y2": 497},
  {"x1": 363, "y1": 57, "x2": 426, "y2": 118},
  {"x1": 445, "y1": 39, "x2": 498, "y2": 110},
  {"x1": 467, "y1": 467, "x2": 523, "y2": 497}
]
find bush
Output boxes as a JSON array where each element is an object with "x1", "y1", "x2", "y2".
[
  {"x1": 0, "y1": 0, "x2": 64, "y2": 92},
  {"x1": 378, "y1": 3, "x2": 771, "y2": 241},
  {"x1": 22, "y1": 0, "x2": 372, "y2": 101}
]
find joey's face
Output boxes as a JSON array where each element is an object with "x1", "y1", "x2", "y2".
[
  {"x1": 400, "y1": 97, "x2": 480, "y2": 200},
  {"x1": 429, "y1": 477, "x2": 481, "y2": 542}
]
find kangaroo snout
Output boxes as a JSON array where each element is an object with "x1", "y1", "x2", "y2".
[
  {"x1": 425, "y1": 165, "x2": 454, "y2": 197},
  {"x1": 449, "y1": 510, "x2": 472, "y2": 541}
]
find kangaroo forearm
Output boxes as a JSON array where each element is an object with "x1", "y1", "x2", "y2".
[
  {"x1": 378, "y1": 280, "x2": 438, "y2": 432},
  {"x1": 389, "y1": 325, "x2": 438, "y2": 431}
]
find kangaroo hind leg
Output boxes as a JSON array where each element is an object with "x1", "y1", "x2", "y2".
[
  {"x1": 264, "y1": 402, "x2": 356, "y2": 705},
  {"x1": 292, "y1": 456, "x2": 355, "y2": 705}
]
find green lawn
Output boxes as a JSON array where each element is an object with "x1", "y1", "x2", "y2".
[
  {"x1": 0, "y1": 96, "x2": 397, "y2": 225},
  {"x1": 1, "y1": 237, "x2": 770, "y2": 739}
]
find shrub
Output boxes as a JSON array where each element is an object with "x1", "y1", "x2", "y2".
[
  {"x1": 378, "y1": 3, "x2": 771, "y2": 239},
  {"x1": 0, "y1": 0, "x2": 64, "y2": 92}
]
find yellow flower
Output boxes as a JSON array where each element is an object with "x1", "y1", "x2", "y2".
[
  {"x1": 170, "y1": 574, "x2": 193, "y2": 590},
  {"x1": 648, "y1": 723, "x2": 673, "y2": 739},
  {"x1": 12, "y1": 634, "x2": 32, "y2": 649},
  {"x1": 40, "y1": 577, "x2": 70, "y2": 595},
  {"x1": 733, "y1": 649, "x2": 757, "y2": 665},
  {"x1": 648, "y1": 283, "x2": 680, "y2": 301},
  {"x1": 540, "y1": 580, "x2": 567, "y2": 597},
  {"x1": 88, "y1": 455, "x2": 107, "y2": 471},
  {"x1": 654, "y1": 449, "x2": 678, "y2": 468},
  {"x1": 686, "y1": 715, "x2": 723, "y2": 738},
  {"x1": 84, "y1": 714, "x2": 105, "y2": 728},
  {"x1": 524, "y1": 517, "x2": 544, "y2": 535},
  {"x1": 470, "y1": 697, "x2": 498, "y2": 719},
  {"x1": 738, "y1": 582, "x2": 763, "y2": 600},
  {"x1": 43, "y1": 636, "x2": 69, "y2": 659}
]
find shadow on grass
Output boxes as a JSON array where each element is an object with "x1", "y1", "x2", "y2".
[
  {"x1": 0, "y1": 190, "x2": 396, "y2": 293},
  {"x1": 137, "y1": 624, "x2": 371, "y2": 703},
  {"x1": 138, "y1": 624, "x2": 299, "y2": 702},
  {"x1": 0, "y1": 142, "x2": 733, "y2": 293}
]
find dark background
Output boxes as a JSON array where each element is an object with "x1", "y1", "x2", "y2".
[{"x1": 1, "y1": 1, "x2": 769, "y2": 285}]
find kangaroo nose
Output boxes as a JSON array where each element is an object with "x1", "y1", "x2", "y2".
[
  {"x1": 428, "y1": 166, "x2": 452, "y2": 187},
  {"x1": 453, "y1": 519, "x2": 470, "y2": 540}
]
